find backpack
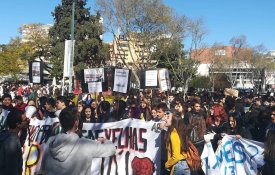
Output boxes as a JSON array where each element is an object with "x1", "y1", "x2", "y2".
[
  {"x1": 190, "y1": 126, "x2": 200, "y2": 143},
  {"x1": 186, "y1": 140, "x2": 202, "y2": 171}
]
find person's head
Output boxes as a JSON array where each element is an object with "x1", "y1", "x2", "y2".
[
  {"x1": 264, "y1": 129, "x2": 275, "y2": 161},
  {"x1": 168, "y1": 95, "x2": 174, "y2": 103},
  {"x1": 229, "y1": 115, "x2": 237, "y2": 128},
  {"x1": 156, "y1": 102, "x2": 169, "y2": 119},
  {"x1": 2, "y1": 93, "x2": 12, "y2": 107},
  {"x1": 175, "y1": 100, "x2": 186, "y2": 114},
  {"x1": 6, "y1": 109, "x2": 22, "y2": 132},
  {"x1": 140, "y1": 100, "x2": 147, "y2": 109},
  {"x1": 90, "y1": 100, "x2": 97, "y2": 109},
  {"x1": 14, "y1": 96, "x2": 23, "y2": 106},
  {"x1": 193, "y1": 102, "x2": 201, "y2": 112},
  {"x1": 77, "y1": 101, "x2": 85, "y2": 113},
  {"x1": 45, "y1": 98, "x2": 56, "y2": 111},
  {"x1": 151, "y1": 108, "x2": 157, "y2": 119},
  {"x1": 59, "y1": 107, "x2": 79, "y2": 133},
  {"x1": 86, "y1": 94, "x2": 92, "y2": 100},
  {"x1": 99, "y1": 101, "x2": 110, "y2": 113},
  {"x1": 27, "y1": 99, "x2": 36, "y2": 106},
  {"x1": 128, "y1": 106, "x2": 141, "y2": 119},
  {"x1": 56, "y1": 96, "x2": 68, "y2": 110},
  {"x1": 83, "y1": 107, "x2": 92, "y2": 119},
  {"x1": 255, "y1": 98, "x2": 262, "y2": 106}
]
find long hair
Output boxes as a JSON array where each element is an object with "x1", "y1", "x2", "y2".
[
  {"x1": 264, "y1": 129, "x2": 275, "y2": 161},
  {"x1": 164, "y1": 113, "x2": 188, "y2": 153},
  {"x1": 188, "y1": 114, "x2": 206, "y2": 140}
]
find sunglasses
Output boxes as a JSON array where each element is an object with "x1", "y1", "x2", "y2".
[{"x1": 165, "y1": 111, "x2": 171, "y2": 115}]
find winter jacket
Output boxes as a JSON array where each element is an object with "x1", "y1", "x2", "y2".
[
  {"x1": 40, "y1": 132, "x2": 116, "y2": 175},
  {"x1": 0, "y1": 131, "x2": 23, "y2": 175}
]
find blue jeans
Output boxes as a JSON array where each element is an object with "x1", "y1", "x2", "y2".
[{"x1": 173, "y1": 160, "x2": 191, "y2": 175}]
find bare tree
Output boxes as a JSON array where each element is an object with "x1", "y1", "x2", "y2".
[{"x1": 95, "y1": 0, "x2": 188, "y2": 85}]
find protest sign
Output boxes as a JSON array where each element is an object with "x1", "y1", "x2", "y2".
[
  {"x1": 201, "y1": 135, "x2": 265, "y2": 175},
  {"x1": 84, "y1": 68, "x2": 105, "y2": 83},
  {"x1": 113, "y1": 68, "x2": 130, "y2": 93},
  {"x1": 22, "y1": 119, "x2": 161, "y2": 175}
]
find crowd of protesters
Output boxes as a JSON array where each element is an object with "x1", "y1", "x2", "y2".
[{"x1": 0, "y1": 83, "x2": 275, "y2": 175}]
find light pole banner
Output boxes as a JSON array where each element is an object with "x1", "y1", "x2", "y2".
[
  {"x1": 84, "y1": 68, "x2": 105, "y2": 83},
  {"x1": 82, "y1": 119, "x2": 161, "y2": 175},
  {"x1": 201, "y1": 135, "x2": 265, "y2": 175},
  {"x1": 63, "y1": 40, "x2": 75, "y2": 78},
  {"x1": 32, "y1": 62, "x2": 41, "y2": 83}
]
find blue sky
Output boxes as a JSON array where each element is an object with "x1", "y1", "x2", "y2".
[{"x1": 1, "y1": 0, "x2": 275, "y2": 50}]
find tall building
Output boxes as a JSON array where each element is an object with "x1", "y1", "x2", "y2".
[
  {"x1": 108, "y1": 34, "x2": 150, "y2": 67},
  {"x1": 21, "y1": 24, "x2": 52, "y2": 43}
]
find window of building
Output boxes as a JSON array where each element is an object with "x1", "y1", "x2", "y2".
[{"x1": 215, "y1": 49, "x2": 226, "y2": 56}]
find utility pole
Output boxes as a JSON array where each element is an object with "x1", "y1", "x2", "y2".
[{"x1": 69, "y1": 0, "x2": 75, "y2": 93}]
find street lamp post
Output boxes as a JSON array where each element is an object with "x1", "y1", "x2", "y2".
[{"x1": 68, "y1": 0, "x2": 75, "y2": 94}]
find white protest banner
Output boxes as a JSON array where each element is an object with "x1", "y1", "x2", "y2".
[
  {"x1": 145, "y1": 70, "x2": 158, "y2": 87},
  {"x1": 201, "y1": 135, "x2": 264, "y2": 175},
  {"x1": 88, "y1": 82, "x2": 103, "y2": 93},
  {"x1": 113, "y1": 68, "x2": 130, "y2": 93},
  {"x1": 84, "y1": 68, "x2": 104, "y2": 83},
  {"x1": 22, "y1": 118, "x2": 60, "y2": 175},
  {"x1": 32, "y1": 62, "x2": 41, "y2": 83},
  {"x1": 82, "y1": 119, "x2": 161, "y2": 175}
]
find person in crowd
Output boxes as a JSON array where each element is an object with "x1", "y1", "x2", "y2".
[
  {"x1": 39, "y1": 107, "x2": 116, "y2": 175},
  {"x1": 261, "y1": 129, "x2": 275, "y2": 175},
  {"x1": 111, "y1": 100, "x2": 127, "y2": 121},
  {"x1": 14, "y1": 96, "x2": 27, "y2": 113},
  {"x1": 27, "y1": 99, "x2": 36, "y2": 107},
  {"x1": 156, "y1": 102, "x2": 170, "y2": 175},
  {"x1": 187, "y1": 114, "x2": 207, "y2": 155},
  {"x1": 266, "y1": 106, "x2": 275, "y2": 134},
  {"x1": 140, "y1": 99, "x2": 151, "y2": 121},
  {"x1": 55, "y1": 96, "x2": 69, "y2": 117},
  {"x1": 76, "y1": 101, "x2": 85, "y2": 117},
  {"x1": 85, "y1": 94, "x2": 93, "y2": 107},
  {"x1": 185, "y1": 101, "x2": 207, "y2": 125},
  {"x1": 174, "y1": 99, "x2": 186, "y2": 122},
  {"x1": 164, "y1": 110, "x2": 190, "y2": 175},
  {"x1": 97, "y1": 101, "x2": 113, "y2": 123},
  {"x1": 81, "y1": 106, "x2": 97, "y2": 123},
  {"x1": 226, "y1": 113, "x2": 252, "y2": 139},
  {"x1": 0, "y1": 109, "x2": 24, "y2": 175},
  {"x1": 128, "y1": 106, "x2": 141, "y2": 119},
  {"x1": 206, "y1": 107, "x2": 228, "y2": 151},
  {"x1": 149, "y1": 107, "x2": 158, "y2": 121},
  {"x1": 0, "y1": 94, "x2": 15, "y2": 131}
]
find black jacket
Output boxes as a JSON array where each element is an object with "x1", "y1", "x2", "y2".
[{"x1": 0, "y1": 131, "x2": 23, "y2": 175}]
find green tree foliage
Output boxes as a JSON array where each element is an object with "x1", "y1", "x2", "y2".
[
  {"x1": 49, "y1": 0, "x2": 109, "y2": 79},
  {"x1": 0, "y1": 38, "x2": 33, "y2": 77}
]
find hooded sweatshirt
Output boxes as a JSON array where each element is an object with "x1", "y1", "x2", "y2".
[
  {"x1": 0, "y1": 131, "x2": 23, "y2": 175},
  {"x1": 40, "y1": 132, "x2": 116, "y2": 175}
]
